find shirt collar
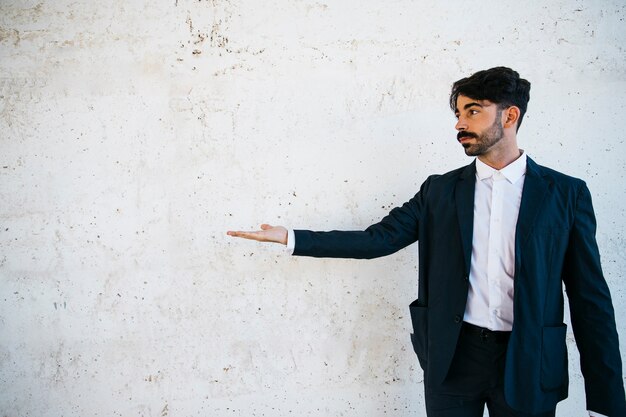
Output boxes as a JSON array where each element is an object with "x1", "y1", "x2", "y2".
[{"x1": 475, "y1": 151, "x2": 527, "y2": 184}]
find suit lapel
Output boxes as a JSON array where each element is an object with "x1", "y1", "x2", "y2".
[
  {"x1": 455, "y1": 161, "x2": 476, "y2": 275},
  {"x1": 515, "y1": 157, "x2": 551, "y2": 267}
]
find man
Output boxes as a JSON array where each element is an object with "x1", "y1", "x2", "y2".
[{"x1": 227, "y1": 67, "x2": 625, "y2": 417}]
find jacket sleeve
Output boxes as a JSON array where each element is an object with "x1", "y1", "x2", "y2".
[
  {"x1": 292, "y1": 176, "x2": 434, "y2": 259},
  {"x1": 562, "y1": 182, "x2": 626, "y2": 416}
]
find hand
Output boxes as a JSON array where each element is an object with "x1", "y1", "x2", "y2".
[{"x1": 227, "y1": 224, "x2": 288, "y2": 245}]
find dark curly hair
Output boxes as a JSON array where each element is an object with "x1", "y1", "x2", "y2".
[{"x1": 450, "y1": 67, "x2": 531, "y2": 131}]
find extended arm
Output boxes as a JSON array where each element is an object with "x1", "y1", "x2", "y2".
[{"x1": 227, "y1": 176, "x2": 434, "y2": 259}]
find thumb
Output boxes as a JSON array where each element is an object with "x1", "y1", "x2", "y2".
[{"x1": 260, "y1": 224, "x2": 273, "y2": 230}]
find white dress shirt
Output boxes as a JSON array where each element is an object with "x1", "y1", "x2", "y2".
[{"x1": 463, "y1": 152, "x2": 526, "y2": 331}]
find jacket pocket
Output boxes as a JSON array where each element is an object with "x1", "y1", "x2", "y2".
[
  {"x1": 540, "y1": 324, "x2": 568, "y2": 391},
  {"x1": 409, "y1": 299, "x2": 428, "y2": 370}
]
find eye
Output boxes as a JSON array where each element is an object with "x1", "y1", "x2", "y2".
[{"x1": 469, "y1": 109, "x2": 479, "y2": 115}]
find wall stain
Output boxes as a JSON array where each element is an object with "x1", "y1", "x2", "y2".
[
  {"x1": 179, "y1": 0, "x2": 264, "y2": 60},
  {"x1": 52, "y1": 301, "x2": 66, "y2": 310},
  {"x1": 144, "y1": 370, "x2": 162, "y2": 383}
]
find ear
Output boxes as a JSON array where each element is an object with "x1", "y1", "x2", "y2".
[{"x1": 502, "y1": 106, "x2": 521, "y2": 129}]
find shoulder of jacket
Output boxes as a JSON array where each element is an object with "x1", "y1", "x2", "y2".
[
  {"x1": 530, "y1": 160, "x2": 586, "y2": 188},
  {"x1": 425, "y1": 164, "x2": 470, "y2": 184},
  {"x1": 416, "y1": 164, "x2": 471, "y2": 198}
]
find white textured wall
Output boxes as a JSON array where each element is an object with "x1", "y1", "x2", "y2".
[{"x1": 1, "y1": 1, "x2": 625, "y2": 416}]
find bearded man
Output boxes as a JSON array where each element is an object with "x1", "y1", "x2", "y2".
[{"x1": 228, "y1": 67, "x2": 626, "y2": 417}]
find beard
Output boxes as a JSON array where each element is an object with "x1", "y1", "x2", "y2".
[{"x1": 459, "y1": 117, "x2": 504, "y2": 156}]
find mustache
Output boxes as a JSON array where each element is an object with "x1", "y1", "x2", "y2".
[{"x1": 457, "y1": 131, "x2": 478, "y2": 141}]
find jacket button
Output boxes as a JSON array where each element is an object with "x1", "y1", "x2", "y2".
[
  {"x1": 454, "y1": 315, "x2": 462, "y2": 323},
  {"x1": 464, "y1": 274, "x2": 469, "y2": 282}
]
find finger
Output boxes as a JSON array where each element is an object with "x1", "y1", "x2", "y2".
[
  {"x1": 260, "y1": 224, "x2": 273, "y2": 230},
  {"x1": 227, "y1": 231, "x2": 261, "y2": 240}
]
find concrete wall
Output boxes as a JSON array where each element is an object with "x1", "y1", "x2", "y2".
[{"x1": 1, "y1": 1, "x2": 625, "y2": 416}]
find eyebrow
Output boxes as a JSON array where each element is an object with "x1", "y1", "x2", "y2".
[{"x1": 455, "y1": 102, "x2": 484, "y2": 114}]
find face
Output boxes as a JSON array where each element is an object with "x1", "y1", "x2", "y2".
[{"x1": 454, "y1": 95, "x2": 504, "y2": 157}]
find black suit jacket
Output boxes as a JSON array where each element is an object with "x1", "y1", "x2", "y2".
[{"x1": 293, "y1": 157, "x2": 626, "y2": 415}]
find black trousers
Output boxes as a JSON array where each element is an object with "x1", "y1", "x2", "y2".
[{"x1": 425, "y1": 322, "x2": 556, "y2": 417}]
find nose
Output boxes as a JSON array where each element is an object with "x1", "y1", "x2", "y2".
[{"x1": 455, "y1": 117, "x2": 467, "y2": 131}]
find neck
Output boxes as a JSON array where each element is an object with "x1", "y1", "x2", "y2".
[
  {"x1": 477, "y1": 150, "x2": 522, "y2": 170},
  {"x1": 477, "y1": 134, "x2": 521, "y2": 170}
]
